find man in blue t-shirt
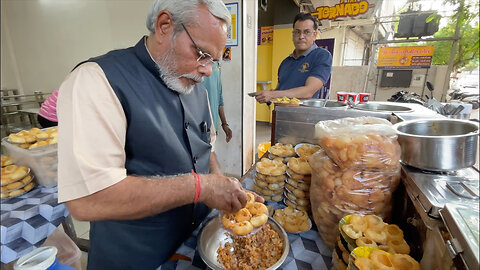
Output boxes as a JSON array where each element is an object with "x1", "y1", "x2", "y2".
[{"x1": 255, "y1": 13, "x2": 332, "y2": 103}]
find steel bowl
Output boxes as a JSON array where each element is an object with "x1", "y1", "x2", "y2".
[
  {"x1": 300, "y1": 99, "x2": 347, "y2": 108},
  {"x1": 197, "y1": 216, "x2": 289, "y2": 270},
  {"x1": 354, "y1": 103, "x2": 413, "y2": 112},
  {"x1": 393, "y1": 119, "x2": 479, "y2": 171}
]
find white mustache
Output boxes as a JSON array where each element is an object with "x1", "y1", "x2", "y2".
[{"x1": 180, "y1": 74, "x2": 204, "y2": 83}]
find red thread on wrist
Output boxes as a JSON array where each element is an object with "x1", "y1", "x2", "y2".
[{"x1": 192, "y1": 170, "x2": 201, "y2": 203}]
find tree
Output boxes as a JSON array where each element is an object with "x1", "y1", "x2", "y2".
[
  {"x1": 395, "y1": 0, "x2": 479, "y2": 70},
  {"x1": 431, "y1": 0, "x2": 479, "y2": 70}
]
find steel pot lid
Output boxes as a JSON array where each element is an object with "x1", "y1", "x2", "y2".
[
  {"x1": 393, "y1": 118, "x2": 479, "y2": 138},
  {"x1": 354, "y1": 103, "x2": 413, "y2": 112},
  {"x1": 439, "y1": 203, "x2": 479, "y2": 270}
]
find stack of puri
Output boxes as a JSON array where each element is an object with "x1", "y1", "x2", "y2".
[
  {"x1": 1, "y1": 156, "x2": 35, "y2": 199},
  {"x1": 309, "y1": 117, "x2": 401, "y2": 249},
  {"x1": 268, "y1": 143, "x2": 296, "y2": 163},
  {"x1": 284, "y1": 156, "x2": 311, "y2": 212},
  {"x1": 8, "y1": 127, "x2": 58, "y2": 149},
  {"x1": 254, "y1": 158, "x2": 286, "y2": 202}
]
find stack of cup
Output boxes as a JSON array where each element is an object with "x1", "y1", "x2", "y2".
[{"x1": 337, "y1": 92, "x2": 371, "y2": 104}]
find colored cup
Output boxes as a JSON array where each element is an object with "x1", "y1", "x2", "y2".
[
  {"x1": 347, "y1": 93, "x2": 359, "y2": 104},
  {"x1": 359, "y1": 93, "x2": 371, "y2": 103},
  {"x1": 337, "y1": 92, "x2": 348, "y2": 103}
]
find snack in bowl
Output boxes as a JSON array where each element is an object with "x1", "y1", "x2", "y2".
[
  {"x1": 8, "y1": 134, "x2": 26, "y2": 144},
  {"x1": 350, "y1": 247, "x2": 420, "y2": 270},
  {"x1": 7, "y1": 127, "x2": 59, "y2": 149},
  {"x1": 221, "y1": 198, "x2": 269, "y2": 236},
  {"x1": 295, "y1": 143, "x2": 322, "y2": 159},
  {"x1": 1, "y1": 165, "x2": 29, "y2": 185},
  {"x1": 340, "y1": 214, "x2": 414, "y2": 256},
  {"x1": 217, "y1": 223, "x2": 284, "y2": 270},
  {"x1": 256, "y1": 157, "x2": 287, "y2": 176},
  {"x1": 1, "y1": 155, "x2": 13, "y2": 167},
  {"x1": 288, "y1": 157, "x2": 311, "y2": 175},
  {"x1": 273, "y1": 206, "x2": 310, "y2": 233},
  {"x1": 272, "y1": 96, "x2": 301, "y2": 104},
  {"x1": 269, "y1": 143, "x2": 295, "y2": 157}
]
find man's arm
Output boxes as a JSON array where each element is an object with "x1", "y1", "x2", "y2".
[
  {"x1": 254, "y1": 76, "x2": 324, "y2": 103},
  {"x1": 218, "y1": 105, "x2": 232, "y2": 142},
  {"x1": 67, "y1": 172, "x2": 246, "y2": 221}
]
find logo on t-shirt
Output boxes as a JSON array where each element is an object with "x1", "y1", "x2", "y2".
[{"x1": 299, "y1": 62, "x2": 310, "y2": 73}]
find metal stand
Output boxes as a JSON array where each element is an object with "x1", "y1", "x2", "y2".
[
  {"x1": 373, "y1": 69, "x2": 380, "y2": 100},
  {"x1": 62, "y1": 215, "x2": 90, "y2": 252},
  {"x1": 420, "y1": 68, "x2": 430, "y2": 98}
]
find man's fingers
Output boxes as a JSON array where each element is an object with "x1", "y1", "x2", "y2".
[
  {"x1": 230, "y1": 196, "x2": 242, "y2": 212},
  {"x1": 238, "y1": 190, "x2": 248, "y2": 208},
  {"x1": 253, "y1": 193, "x2": 265, "y2": 203}
]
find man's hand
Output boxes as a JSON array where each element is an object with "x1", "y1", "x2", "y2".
[
  {"x1": 254, "y1": 90, "x2": 277, "y2": 104},
  {"x1": 200, "y1": 174, "x2": 249, "y2": 212},
  {"x1": 222, "y1": 124, "x2": 232, "y2": 143}
]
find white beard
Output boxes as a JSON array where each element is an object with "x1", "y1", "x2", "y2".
[{"x1": 155, "y1": 48, "x2": 203, "y2": 95}]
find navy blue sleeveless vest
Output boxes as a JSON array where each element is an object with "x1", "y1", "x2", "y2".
[{"x1": 80, "y1": 37, "x2": 212, "y2": 269}]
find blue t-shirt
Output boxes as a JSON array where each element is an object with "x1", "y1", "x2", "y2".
[
  {"x1": 277, "y1": 44, "x2": 332, "y2": 98},
  {"x1": 201, "y1": 63, "x2": 223, "y2": 131}
]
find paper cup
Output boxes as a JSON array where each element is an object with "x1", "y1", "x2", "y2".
[
  {"x1": 359, "y1": 93, "x2": 371, "y2": 103},
  {"x1": 337, "y1": 92, "x2": 348, "y2": 103},
  {"x1": 347, "y1": 93, "x2": 359, "y2": 104}
]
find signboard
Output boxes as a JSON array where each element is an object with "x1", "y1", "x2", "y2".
[
  {"x1": 377, "y1": 46, "x2": 434, "y2": 69},
  {"x1": 259, "y1": 26, "x2": 273, "y2": 45},
  {"x1": 225, "y1": 3, "x2": 238, "y2": 47},
  {"x1": 311, "y1": 0, "x2": 376, "y2": 21}
]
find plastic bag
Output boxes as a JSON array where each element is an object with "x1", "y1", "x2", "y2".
[
  {"x1": 315, "y1": 117, "x2": 401, "y2": 170},
  {"x1": 309, "y1": 117, "x2": 401, "y2": 249}
]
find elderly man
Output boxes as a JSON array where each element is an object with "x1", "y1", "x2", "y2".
[
  {"x1": 57, "y1": 0, "x2": 260, "y2": 269},
  {"x1": 255, "y1": 13, "x2": 332, "y2": 103}
]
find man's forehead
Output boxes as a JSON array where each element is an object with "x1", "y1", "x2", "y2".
[
  {"x1": 294, "y1": 20, "x2": 314, "y2": 29},
  {"x1": 193, "y1": 25, "x2": 226, "y2": 58}
]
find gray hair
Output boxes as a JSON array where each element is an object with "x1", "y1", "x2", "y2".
[{"x1": 146, "y1": 0, "x2": 231, "y2": 34}]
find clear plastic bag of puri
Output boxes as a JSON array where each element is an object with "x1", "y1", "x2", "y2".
[{"x1": 309, "y1": 117, "x2": 401, "y2": 249}]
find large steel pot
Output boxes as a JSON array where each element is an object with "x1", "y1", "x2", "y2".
[{"x1": 393, "y1": 119, "x2": 479, "y2": 171}]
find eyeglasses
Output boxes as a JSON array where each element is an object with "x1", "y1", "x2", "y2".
[
  {"x1": 292, "y1": 29, "x2": 316, "y2": 37},
  {"x1": 181, "y1": 24, "x2": 220, "y2": 67}
]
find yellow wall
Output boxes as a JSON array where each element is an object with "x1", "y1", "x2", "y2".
[
  {"x1": 256, "y1": 43, "x2": 273, "y2": 122},
  {"x1": 255, "y1": 27, "x2": 294, "y2": 122},
  {"x1": 271, "y1": 28, "x2": 294, "y2": 90}
]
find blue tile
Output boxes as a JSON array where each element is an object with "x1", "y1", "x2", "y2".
[
  {"x1": 2, "y1": 197, "x2": 23, "y2": 204},
  {"x1": 30, "y1": 192, "x2": 52, "y2": 199},
  {"x1": 13, "y1": 204, "x2": 37, "y2": 212},
  {"x1": 43, "y1": 198, "x2": 59, "y2": 207},
  {"x1": 1, "y1": 217, "x2": 23, "y2": 227},
  {"x1": 6, "y1": 237, "x2": 31, "y2": 250},
  {"x1": 50, "y1": 216, "x2": 64, "y2": 227},
  {"x1": 25, "y1": 215, "x2": 48, "y2": 229},
  {"x1": 301, "y1": 238, "x2": 319, "y2": 253},
  {"x1": 294, "y1": 259, "x2": 313, "y2": 270}
]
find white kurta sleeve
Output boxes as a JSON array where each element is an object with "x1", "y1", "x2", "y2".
[{"x1": 57, "y1": 62, "x2": 127, "y2": 202}]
